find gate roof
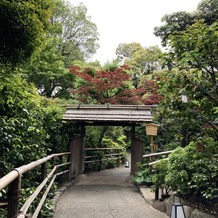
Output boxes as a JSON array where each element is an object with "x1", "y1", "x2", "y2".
[{"x1": 62, "y1": 104, "x2": 154, "y2": 125}]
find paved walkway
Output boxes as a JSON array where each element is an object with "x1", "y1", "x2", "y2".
[{"x1": 53, "y1": 167, "x2": 168, "y2": 218}]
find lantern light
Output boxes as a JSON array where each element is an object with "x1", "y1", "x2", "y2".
[{"x1": 170, "y1": 196, "x2": 186, "y2": 218}]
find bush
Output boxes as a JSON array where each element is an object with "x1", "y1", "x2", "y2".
[
  {"x1": 133, "y1": 163, "x2": 153, "y2": 186},
  {"x1": 0, "y1": 73, "x2": 48, "y2": 175},
  {"x1": 152, "y1": 159, "x2": 171, "y2": 197},
  {"x1": 0, "y1": 72, "x2": 71, "y2": 216},
  {"x1": 153, "y1": 137, "x2": 218, "y2": 202}
]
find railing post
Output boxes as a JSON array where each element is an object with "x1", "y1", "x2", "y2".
[
  {"x1": 41, "y1": 162, "x2": 47, "y2": 181},
  {"x1": 52, "y1": 156, "x2": 57, "y2": 169},
  {"x1": 154, "y1": 169, "x2": 159, "y2": 200},
  {"x1": 7, "y1": 174, "x2": 21, "y2": 218},
  {"x1": 116, "y1": 149, "x2": 121, "y2": 167},
  {"x1": 155, "y1": 186, "x2": 159, "y2": 200},
  {"x1": 98, "y1": 152, "x2": 103, "y2": 171}
]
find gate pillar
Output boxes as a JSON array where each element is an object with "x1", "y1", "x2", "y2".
[
  {"x1": 131, "y1": 127, "x2": 145, "y2": 175},
  {"x1": 69, "y1": 124, "x2": 86, "y2": 179}
]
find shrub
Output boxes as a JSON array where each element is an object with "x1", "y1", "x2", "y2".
[{"x1": 164, "y1": 137, "x2": 218, "y2": 201}]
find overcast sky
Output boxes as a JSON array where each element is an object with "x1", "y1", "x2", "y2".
[{"x1": 69, "y1": 0, "x2": 201, "y2": 64}]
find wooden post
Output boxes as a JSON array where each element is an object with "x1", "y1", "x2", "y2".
[
  {"x1": 150, "y1": 135, "x2": 154, "y2": 161},
  {"x1": 116, "y1": 157, "x2": 121, "y2": 167},
  {"x1": 155, "y1": 186, "x2": 159, "y2": 200},
  {"x1": 39, "y1": 162, "x2": 47, "y2": 218},
  {"x1": 80, "y1": 124, "x2": 86, "y2": 173},
  {"x1": 41, "y1": 162, "x2": 47, "y2": 181},
  {"x1": 52, "y1": 156, "x2": 57, "y2": 169},
  {"x1": 7, "y1": 175, "x2": 21, "y2": 218},
  {"x1": 69, "y1": 136, "x2": 82, "y2": 179},
  {"x1": 98, "y1": 153, "x2": 102, "y2": 171},
  {"x1": 154, "y1": 169, "x2": 159, "y2": 200}
]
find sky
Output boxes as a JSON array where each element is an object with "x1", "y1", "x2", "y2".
[{"x1": 69, "y1": 0, "x2": 201, "y2": 64}]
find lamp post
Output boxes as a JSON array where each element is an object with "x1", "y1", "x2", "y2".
[{"x1": 145, "y1": 123, "x2": 159, "y2": 160}]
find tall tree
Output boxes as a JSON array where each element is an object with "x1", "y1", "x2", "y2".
[
  {"x1": 21, "y1": 0, "x2": 100, "y2": 98},
  {"x1": 116, "y1": 43, "x2": 163, "y2": 76},
  {"x1": 155, "y1": 20, "x2": 218, "y2": 147},
  {"x1": 154, "y1": 11, "x2": 194, "y2": 46},
  {"x1": 169, "y1": 20, "x2": 218, "y2": 105},
  {"x1": 196, "y1": 0, "x2": 218, "y2": 24},
  {"x1": 154, "y1": 0, "x2": 218, "y2": 46},
  {"x1": 116, "y1": 42, "x2": 143, "y2": 62},
  {"x1": 0, "y1": 0, "x2": 55, "y2": 65},
  {"x1": 51, "y1": 1, "x2": 100, "y2": 66},
  {"x1": 21, "y1": 36, "x2": 74, "y2": 98}
]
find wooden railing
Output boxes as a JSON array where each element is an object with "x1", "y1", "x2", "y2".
[
  {"x1": 0, "y1": 148, "x2": 126, "y2": 217},
  {"x1": 143, "y1": 150, "x2": 174, "y2": 200},
  {"x1": 143, "y1": 150, "x2": 174, "y2": 165},
  {"x1": 0, "y1": 152, "x2": 70, "y2": 218},
  {"x1": 85, "y1": 148, "x2": 125, "y2": 171}
]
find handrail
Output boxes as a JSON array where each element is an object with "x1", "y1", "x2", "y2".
[
  {"x1": 18, "y1": 167, "x2": 57, "y2": 215},
  {"x1": 85, "y1": 148, "x2": 123, "y2": 151},
  {"x1": 0, "y1": 152, "x2": 71, "y2": 218},
  {"x1": 143, "y1": 150, "x2": 174, "y2": 158},
  {"x1": 0, "y1": 152, "x2": 70, "y2": 191},
  {"x1": 32, "y1": 175, "x2": 57, "y2": 218},
  {"x1": 143, "y1": 150, "x2": 174, "y2": 200},
  {"x1": 149, "y1": 158, "x2": 169, "y2": 166}
]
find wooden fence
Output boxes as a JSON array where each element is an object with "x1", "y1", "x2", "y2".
[
  {"x1": 85, "y1": 148, "x2": 125, "y2": 171},
  {"x1": 0, "y1": 152, "x2": 70, "y2": 218}
]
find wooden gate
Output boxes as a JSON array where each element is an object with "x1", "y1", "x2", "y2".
[
  {"x1": 131, "y1": 137, "x2": 145, "y2": 175},
  {"x1": 69, "y1": 135, "x2": 84, "y2": 178}
]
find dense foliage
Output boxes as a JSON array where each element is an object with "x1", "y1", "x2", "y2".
[
  {"x1": 143, "y1": 0, "x2": 218, "y2": 210},
  {"x1": 166, "y1": 138, "x2": 218, "y2": 201},
  {"x1": 152, "y1": 137, "x2": 218, "y2": 214},
  {"x1": 0, "y1": 0, "x2": 54, "y2": 65},
  {"x1": 0, "y1": 73, "x2": 47, "y2": 175},
  {"x1": 0, "y1": 70, "x2": 74, "y2": 174},
  {"x1": 155, "y1": 20, "x2": 218, "y2": 148},
  {"x1": 22, "y1": 37, "x2": 75, "y2": 98},
  {"x1": 131, "y1": 2, "x2": 218, "y2": 214}
]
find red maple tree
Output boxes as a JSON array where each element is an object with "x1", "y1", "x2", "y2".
[{"x1": 69, "y1": 65, "x2": 160, "y2": 105}]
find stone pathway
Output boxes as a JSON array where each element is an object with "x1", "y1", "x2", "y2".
[{"x1": 53, "y1": 167, "x2": 168, "y2": 218}]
